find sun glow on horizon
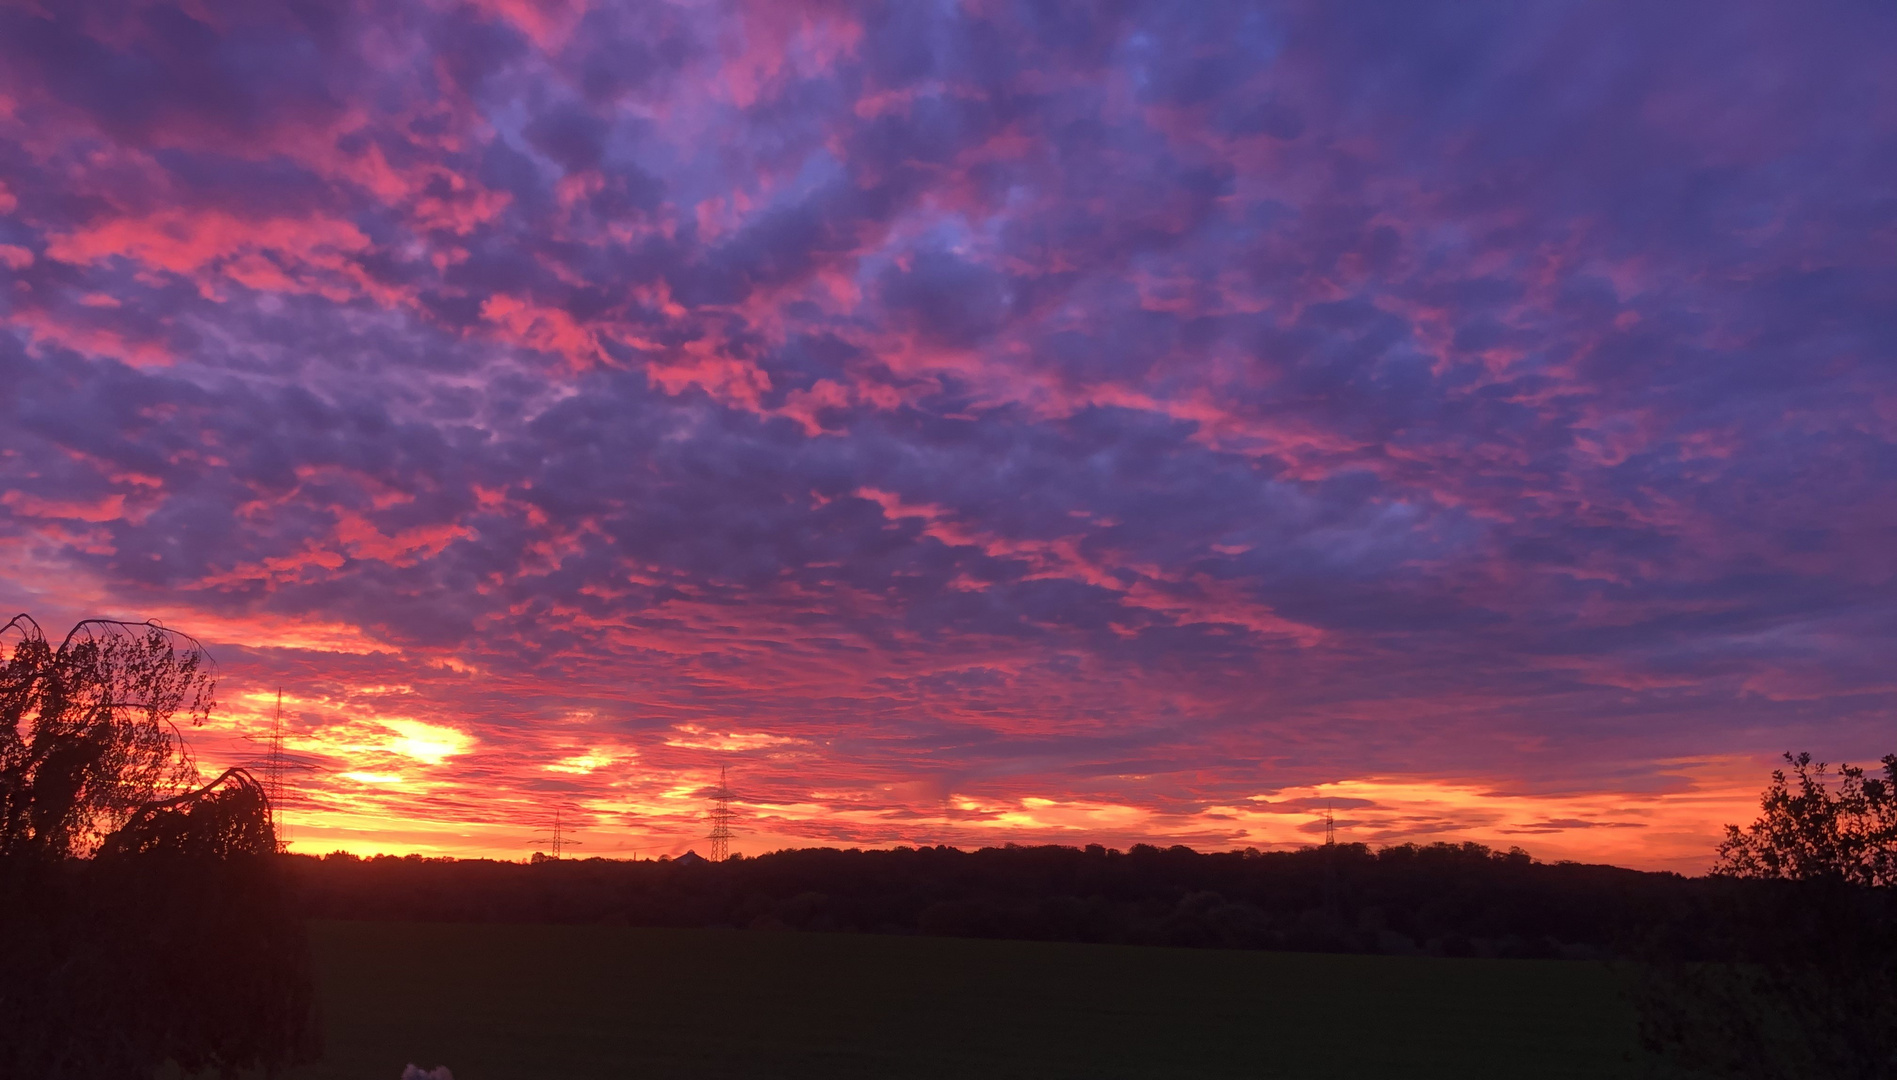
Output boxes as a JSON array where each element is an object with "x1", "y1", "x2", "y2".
[
  {"x1": 5, "y1": 0, "x2": 1885, "y2": 886},
  {"x1": 224, "y1": 710, "x2": 1767, "y2": 874}
]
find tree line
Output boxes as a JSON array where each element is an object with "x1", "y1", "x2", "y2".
[
  {"x1": 2, "y1": 610, "x2": 1893, "y2": 1078},
  {"x1": 296, "y1": 840, "x2": 1680, "y2": 959},
  {"x1": 293, "y1": 758, "x2": 1897, "y2": 1076}
]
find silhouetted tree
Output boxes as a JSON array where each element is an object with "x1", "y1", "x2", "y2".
[
  {"x1": 1636, "y1": 751, "x2": 1897, "y2": 1079},
  {"x1": 1714, "y1": 752, "x2": 1897, "y2": 888},
  {"x1": 0, "y1": 615, "x2": 211, "y2": 857},
  {"x1": 0, "y1": 615, "x2": 316, "y2": 1079},
  {"x1": 289, "y1": 837, "x2": 1671, "y2": 960}
]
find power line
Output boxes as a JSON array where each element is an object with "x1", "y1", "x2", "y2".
[
  {"x1": 238, "y1": 689, "x2": 328, "y2": 852},
  {"x1": 240, "y1": 688, "x2": 301, "y2": 853},
  {"x1": 706, "y1": 765, "x2": 736, "y2": 862},
  {"x1": 266, "y1": 689, "x2": 286, "y2": 851},
  {"x1": 533, "y1": 804, "x2": 581, "y2": 860}
]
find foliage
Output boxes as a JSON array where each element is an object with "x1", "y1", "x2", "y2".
[
  {"x1": 1713, "y1": 752, "x2": 1897, "y2": 887},
  {"x1": 308, "y1": 921, "x2": 1639, "y2": 1080},
  {"x1": 293, "y1": 840, "x2": 1678, "y2": 961},
  {"x1": 0, "y1": 614, "x2": 214, "y2": 857},
  {"x1": 0, "y1": 615, "x2": 316, "y2": 1080},
  {"x1": 102, "y1": 765, "x2": 280, "y2": 858},
  {"x1": 1635, "y1": 751, "x2": 1897, "y2": 1080}
]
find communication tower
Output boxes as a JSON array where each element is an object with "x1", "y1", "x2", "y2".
[
  {"x1": 1324, "y1": 799, "x2": 1335, "y2": 846},
  {"x1": 706, "y1": 765, "x2": 736, "y2": 862}
]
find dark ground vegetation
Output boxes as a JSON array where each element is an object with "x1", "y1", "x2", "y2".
[
  {"x1": 0, "y1": 616, "x2": 314, "y2": 1080},
  {"x1": 290, "y1": 920, "x2": 1646, "y2": 1080},
  {"x1": 1633, "y1": 753, "x2": 1897, "y2": 1079},
  {"x1": 4, "y1": 612, "x2": 1893, "y2": 1078},
  {"x1": 290, "y1": 840, "x2": 1746, "y2": 961},
  {"x1": 290, "y1": 751, "x2": 1897, "y2": 1079}
]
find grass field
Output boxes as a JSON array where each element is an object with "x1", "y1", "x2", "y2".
[{"x1": 290, "y1": 921, "x2": 1656, "y2": 1080}]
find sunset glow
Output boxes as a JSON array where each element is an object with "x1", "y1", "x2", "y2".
[{"x1": 3, "y1": 1, "x2": 1893, "y2": 872}]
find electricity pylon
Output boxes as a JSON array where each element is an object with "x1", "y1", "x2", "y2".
[
  {"x1": 706, "y1": 765, "x2": 736, "y2": 862},
  {"x1": 266, "y1": 689, "x2": 287, "y2": 851},
  {"x1": 241, "y1": 688, "x2": 293, "y2": 852},
  {"x1": 534, "y1": 804, "x2": 581, "y2": 859}
]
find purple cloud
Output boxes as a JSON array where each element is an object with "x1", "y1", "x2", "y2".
[{"x1": 1, "y1": 0, "x2": 1892, "y2": 868}]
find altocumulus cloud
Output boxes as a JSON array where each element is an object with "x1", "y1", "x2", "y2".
[{"x1": 1, "y1": 0, "x2": 1894, "y2": 870}]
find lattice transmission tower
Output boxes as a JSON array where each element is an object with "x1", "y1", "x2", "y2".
[
  {"x1": 241, "y1": 688, "x2": 293, "y2": 852},
  {"x1": 534, "y1": 804, "x2": 581, "y2": 860},
  {"x1": 265, "y1": 689, "x2": 287, "y2": 851},
  {"x1": 1324, "y1": 799, "x2": 1336, "y2": 846},
  {"x1": 242, "y1": 688, "x2": 324, "y2": 854},
  {"x1": 706, "y1": 765, "x2": 736, "y2": 862}
]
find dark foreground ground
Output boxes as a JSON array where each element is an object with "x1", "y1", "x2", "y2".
[{"x1": 288, "y1": 921, "x2": 1660, "y2": 1080}]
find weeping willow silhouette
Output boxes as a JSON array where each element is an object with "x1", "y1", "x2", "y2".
[{"x1": 0, "y1": 615, "x2": 317, "y2": 1079}]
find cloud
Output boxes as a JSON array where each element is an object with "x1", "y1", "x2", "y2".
[{"x1": 1, "y1": 0, "x2": 1893, "y2": 869}]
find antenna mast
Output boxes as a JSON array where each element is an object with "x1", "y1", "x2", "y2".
[
  {"x1": 706, "y1": 765, "x2": 735, "y2": 862},
  {"x1": 1324, "y1": 799, "x2": 1335, "y2": 846}
]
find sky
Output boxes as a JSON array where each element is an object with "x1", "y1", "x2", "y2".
[{"x1": 2, "y1": 0, "x2": 1894, "y2": 871}]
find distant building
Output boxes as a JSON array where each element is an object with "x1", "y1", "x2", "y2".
[{"x1": 673, "y1": 849, "x2": 707, "y2": 866}]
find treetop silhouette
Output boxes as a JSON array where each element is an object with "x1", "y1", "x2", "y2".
[
  {"x1": 1714, "y1": 751, "x2": 1897, "y2": 888},
  {"x1": 0, "y1": 613, "x2": 314, "y2": 1080},
  {"x1": 0, "y1": 614, "x2": 215, "y2": 858}
]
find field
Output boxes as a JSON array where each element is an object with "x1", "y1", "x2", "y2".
[{"x1": 289, "y1": 921, "x2": 1655, "y2": 1080}]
